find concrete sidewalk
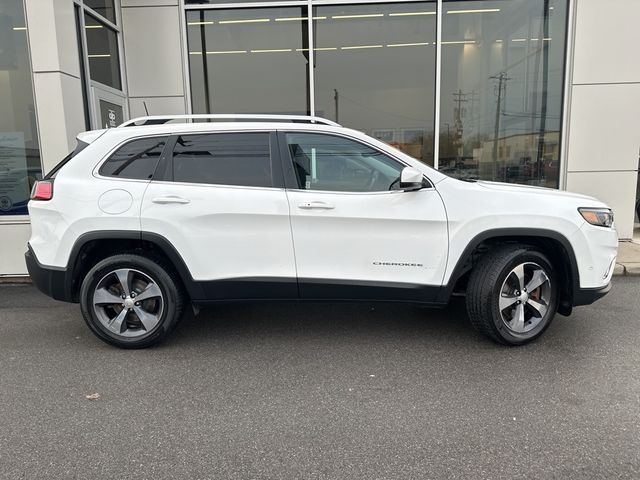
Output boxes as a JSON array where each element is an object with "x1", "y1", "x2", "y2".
[{"x1": 615, "y1": 239, "x2": 640, "y2": 276}]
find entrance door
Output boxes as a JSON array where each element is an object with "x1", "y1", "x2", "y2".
[{"x1": 92, "y1": 84, "x2": 127, "y2": 129}]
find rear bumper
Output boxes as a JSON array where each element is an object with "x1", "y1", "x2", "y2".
[
  {"x1": 25, "y1": 245, "x2": 74, "y2": 302},
  {"x1": 573, "y1": 282, "x2": 612, "y2": 307}
]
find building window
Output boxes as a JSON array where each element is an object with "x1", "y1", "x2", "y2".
[
  {"x1": 185, "y1": 0, "x2": 568, "y2": 188},
  {"x1": 84, "y1": 12, "x2": 122, "y2": 90},
  {"x1": 439, "y1": 0, "x2": 568, "y2": 187},
  {"x1": 84, "y1": 0, "x2": 116, "y2": 24},
  {"x1": 313, "y1": 2, "x2": 437, "y2": 166},
  {"x1": 186, "y1": 7, "x2": 310, "y2": 115},
  {"x1": 0, "y1": 0, "x2": 43, "y2": 216}
]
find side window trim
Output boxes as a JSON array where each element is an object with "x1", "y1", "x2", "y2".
[
  {"x1": 152, "y1": 135, "x2": 178, "y2": 182},
  {"x1": 164, "y1": 130, "x2": 278, "y2": 189},
  {"x1": 276, "y1": 130, "x2": 301, "y2": 190},
  {"x1": 269, "y1": 131, "x2": 286, "y2": 189}
]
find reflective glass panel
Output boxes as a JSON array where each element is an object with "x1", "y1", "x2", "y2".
[
  {"x1": 186, "y1": 8, "x2": 310, "y2": 115},
  {"x1": 84, "y1": 13, "x2": 121, "y2": 90},
  {"x1": 439, "y1": 0, "x2": 568, "y2": 187},
  {"x1": 85, "y1": 0, "x2": 116, "y2": 24},
  {"x1": 313, "y1": 2, "x2": 437, "y2": 166},
  {"x1": 0, "y1": 0, "x2": 43, "y2": 215}
]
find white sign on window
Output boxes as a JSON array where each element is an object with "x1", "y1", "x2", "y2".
[{"x1": 0, "y1": 132, "x2": 30, "y2": 214}]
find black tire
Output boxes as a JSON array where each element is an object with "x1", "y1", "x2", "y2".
[
  {"x1": 80, "y1": 254, "x2": 184, "y2": 348},
  {"x1": 466, "y1": 245, "x2": 558, "y2": 346}
]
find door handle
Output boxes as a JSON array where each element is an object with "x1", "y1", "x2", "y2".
[
  {"x1": 298, "y1": 201, "x2": 334, "y2": 210},
  {"x1": 152, "y1": 196, "x2": 191, "y2": 205}
]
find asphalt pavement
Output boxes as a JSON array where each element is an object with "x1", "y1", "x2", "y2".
[{"x1": 1, "y1": 279, "x2": 639, "y2": 479}]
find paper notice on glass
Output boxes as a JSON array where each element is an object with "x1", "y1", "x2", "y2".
[{"x1": 0, "y1": 132, "x2": 30, "y2": 214}]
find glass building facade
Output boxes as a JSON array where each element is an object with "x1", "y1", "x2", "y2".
[
  {"x1": 0, "y1": 0, "x2": 570, "y2": 218},
  {"x1": 0, "y1": 0, "x2": 42, "y2": 216},
  {"x1": 187, "y1": 0, "x2": 568, "y2": 187}
]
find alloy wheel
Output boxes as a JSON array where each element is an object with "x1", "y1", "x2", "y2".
[
  {"x1": 498, "y1": 262, "x2": 551, "y2": 334},
  {"x1": 92, "y1": 268, "x2": 164, "y2": 337}
]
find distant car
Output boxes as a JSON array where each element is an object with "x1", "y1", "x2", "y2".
[{"x1": 25, "y1": 114, "x2": 618, "y2": 348}]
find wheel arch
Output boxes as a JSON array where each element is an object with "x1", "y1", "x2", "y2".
[
  {"x1": 66, "y1": 231, "x2": 203, "y2": 302},
  {"x1": 440, "y1": 228, "x2": 579, "y2": 315}
]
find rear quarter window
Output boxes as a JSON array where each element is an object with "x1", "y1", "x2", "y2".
[
  {"x1": 99, "y1": 136, "x2": 167, "y2": 180},
  {"x1": 45, "y1": 141, "x2": 89, "y2": 179}
]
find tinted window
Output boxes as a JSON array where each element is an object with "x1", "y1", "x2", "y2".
[
  {"x1": 172, "y1": 133, "x2": 272, "y2": 188},
  {"x1": 285, "y1": 133, "x2": 403, "y2": 192},
  {"x1": 84, "y1": 0, "x2": 116, "y2": 24},
  {"x1": 84, "y1": 13, "x2": 121, "y2": 90},
  {"x1": 99, "y1": 137, "x2": 166, "y2": 180}
]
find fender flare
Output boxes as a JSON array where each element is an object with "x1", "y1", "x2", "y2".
[
  {"x1": 437, "y1": 228, "x2": 580, "y2": 310},
  {"x1": 66, "y1": 230, "x2": 204, "y2": 301}
]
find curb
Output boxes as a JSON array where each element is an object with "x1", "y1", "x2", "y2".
[
  {"x1": 614, "y1": 263, "x2": 640, "y2": 277},
  {"x1": 0, "y1": 276, "x2": 31, "y2": 285}
]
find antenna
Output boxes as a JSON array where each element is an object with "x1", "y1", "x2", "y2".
[{"x1": 143, "y1": 101, "x2": 150, "y2": 116}]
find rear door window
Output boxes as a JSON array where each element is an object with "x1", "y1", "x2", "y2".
[
  {"x1": 99, "y1": 136, "x2": 167, "y2": 180},
  {"x1": 171, "y1": 132, "x2": 272, "y2": 188}
]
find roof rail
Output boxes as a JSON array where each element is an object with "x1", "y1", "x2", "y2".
[{"x1": 118, "y1": 114, "x2": 341, "y2": 128}]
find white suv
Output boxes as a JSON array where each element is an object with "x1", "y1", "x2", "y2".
[{"x1": 25, "y1": 115, "x2": 618, "y2": 348}]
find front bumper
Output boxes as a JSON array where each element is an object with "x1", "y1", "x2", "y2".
[
  {"x1": 25, "y1": 245, "x2": 74, "y2": 302},
  {"x1": 573, "y1": 282, "x2": 612, "y2": 306}
]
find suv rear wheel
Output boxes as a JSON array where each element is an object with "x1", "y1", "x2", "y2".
[
  {"x1": 79, "y1": 254, "x2": 184, "y2": 348},
  {"x1": 466, "y1": 245, "x2": 558, "y2": 345}
]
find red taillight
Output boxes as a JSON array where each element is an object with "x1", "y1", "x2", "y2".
[{"x1": 31, "y1": 180, "x2": 53, "y2": 201}]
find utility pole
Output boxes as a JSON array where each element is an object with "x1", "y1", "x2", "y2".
[
  {"x1": 452, "y1": 89, "x2": 468, "y2": 158},
  {"x1": 490, "y1": 71, "x2": 511, "y2": 180},
  {"x1": 334, "y1": 89, "x2": 339, "y2": 123},
  {"x1": 452, "y1": 89, "x2": 468, "y2": 121},
  {"x1": 468, "y1": 90, "x2": 480, "y2": 144},
  {"x1": 443, "y1": 122, "x2": 451, "y2": 161}
]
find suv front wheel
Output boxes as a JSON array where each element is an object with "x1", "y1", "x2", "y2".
[
  {"x1": 80, "y1": 254, "x2": 184, "y2": 348},
  {"x1": 466, "y1": 245, "x2": 558, "y2": 345}
]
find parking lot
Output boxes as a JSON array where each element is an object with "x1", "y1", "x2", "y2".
[{"x1": 1, "y1": 278, "x2": 639, "y2": 479}]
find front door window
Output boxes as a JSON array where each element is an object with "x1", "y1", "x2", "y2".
[{"x1": 285, "y1": 132, "x2": 404, "y2": 192}]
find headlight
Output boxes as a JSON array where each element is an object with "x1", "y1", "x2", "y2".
[{"x1": 579, "y1": 208, "x2": 614, "y2": 227}]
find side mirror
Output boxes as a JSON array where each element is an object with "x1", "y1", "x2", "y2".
[{"x1": 399, "y1": 167, "x2": 424, "y2": 191}]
